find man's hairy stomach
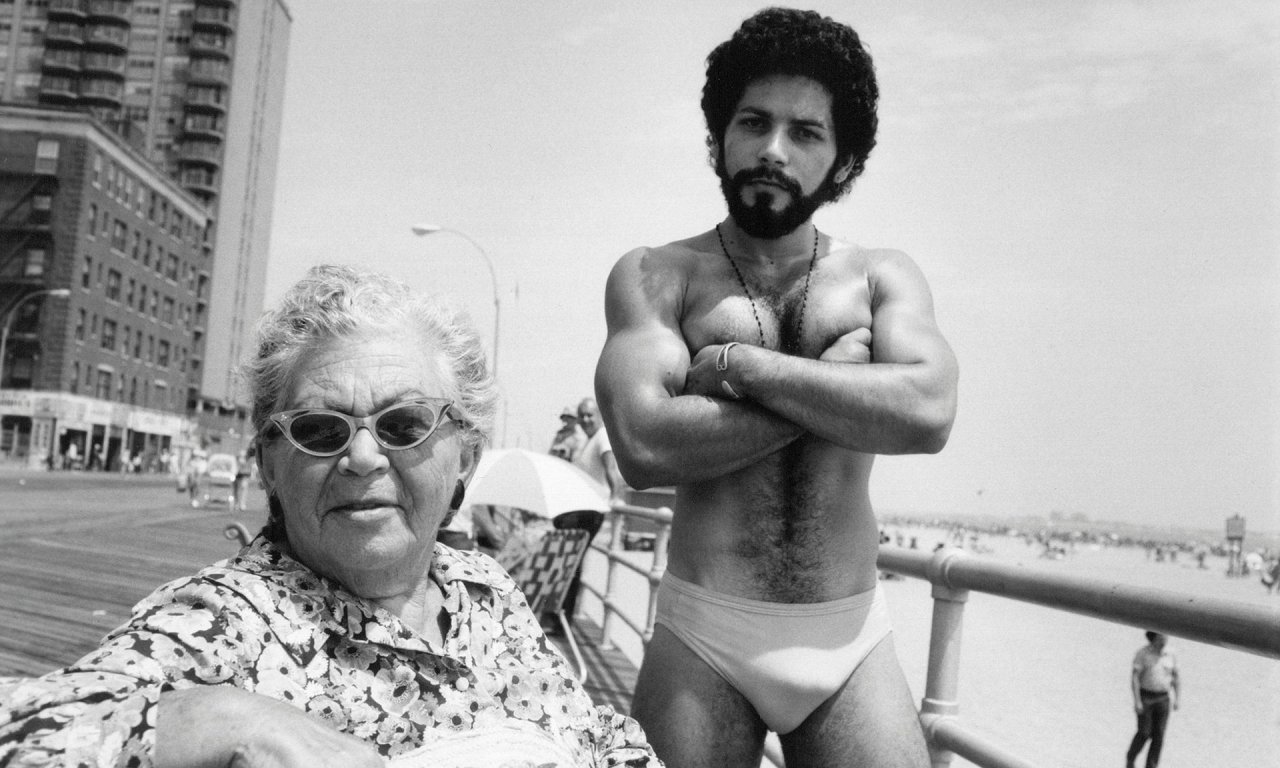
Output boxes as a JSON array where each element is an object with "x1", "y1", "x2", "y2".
[{"x1": 668, "y1": 440, "x2": 880, "y2": 603}]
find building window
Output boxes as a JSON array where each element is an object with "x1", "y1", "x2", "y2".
[
  {"x1": 105, "y1": 269, "x2": 121, "y2": 301},
  {"x1": 126, "y1": 278, "x2": 135, "y2": 307},
  {"x1": 165, "y1": 253, "x2": 179, "y2": 281},
  {"x1": 157, "y1": 339, "x2": 170, "y2": 368},
  {"x1": 81, "y1": 256, "x2": 92, "y2": 288},
  {"x1": 74, "y1": 309, "x2": 85, "y2": 341},
  {"x1": 121, "y1": 325, "x2": 130, "y2": 356},
  {"x1": 87, "y1": 204, "x2": 97, "y2": 237},
  {"x1": 133, "y1": 330, "x2": 142, "y2": 358},
  {"x1": 137, "y1": 285, "x2": 146, "y2": 312},
  {"x1": 150, "y1": 292, "x2": 158, "y2": 318},
  {"x1": 23, "y1": 249, "x2": 45, "y2": 278},
  {"x1": 34, "y1": 140, "x2": 59, "y2": 174},
  {"x1": 131, "y1": 231, "x2": 141, "y2": 260},
  {"x1": 70, "y1": 362, "x2": 80, "y2": 394},
  {"x1": 161, "y1": 296, "x2": 174, "y2": 324},
  {"x1": 95, "y1": 369, "x2": 112, "y2": 400},
  {"x1": 111, "y1": 220, "x2": 127, "y2": 251},
  {"x1": 101, "y1": 319, "x2": 115, "y2": 350},
  {"x1": 92, "y1": 152, "x2": 102, "y2": 186}
]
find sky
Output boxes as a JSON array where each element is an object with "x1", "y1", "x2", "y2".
[{"x1": 263, "y1": 0, "x2": 1278, "y2": 534}]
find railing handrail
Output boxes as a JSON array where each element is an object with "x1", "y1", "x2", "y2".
[{"x1": 878, "y1": 546, "x2": 1280, "y2": 659}]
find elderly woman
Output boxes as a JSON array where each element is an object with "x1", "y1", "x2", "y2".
[{"x1": 0, "y1": 266, "x2": 657, "y2": 767}]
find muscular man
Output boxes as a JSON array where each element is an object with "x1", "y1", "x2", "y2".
[{"x1": 595, "y1": 9, "x2": 958, "y2": 767}]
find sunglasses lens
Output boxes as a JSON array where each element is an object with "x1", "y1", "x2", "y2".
[
  {"x1": 288, "y1": 413, "x2": 351, "y2": 455},
  {"x1": 375, "y1": 403, "x2": 440, "y2": 448}
]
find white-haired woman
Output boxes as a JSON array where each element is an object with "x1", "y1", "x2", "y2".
[{"x1": 0, "y1": 266, "x2": 658, "y2": 767}]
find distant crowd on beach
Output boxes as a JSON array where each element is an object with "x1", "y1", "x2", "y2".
[{"x1": 880, "y1": 514, "x2": 1280, "y2": 595}]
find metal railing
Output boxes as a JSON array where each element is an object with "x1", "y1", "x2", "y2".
[
  {"x1": 578, "y1": 503, "x2": 1280, "y2": 768},
  {"x1": 578, "y1": 502, "x2": 672, "y2": 646}
]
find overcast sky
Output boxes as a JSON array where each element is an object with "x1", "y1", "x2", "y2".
[{"x1": 264, "y1": 0, "x2": 1278, "y2": 533}]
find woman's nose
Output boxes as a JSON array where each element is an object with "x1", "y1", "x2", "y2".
[{"x1": 339, "y1": 427, "x2": 390, "y2": 475}]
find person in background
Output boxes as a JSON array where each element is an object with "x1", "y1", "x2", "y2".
[
  {"x1": 1127, "y1": 630, "x2": 1180, "y2": 768},
  {"x1": 0, "y1": 265, "x2": 657, "y2": 767},
  {"x1": 549, "y1": 406, "x2": 587, "y2": 462},
  {"x1": 573, "y1": 397, "x2": 626, "y2": 503}
]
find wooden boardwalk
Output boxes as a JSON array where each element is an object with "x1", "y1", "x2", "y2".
[{"x1": 0, "y1": 470, "x2": 637, "y2": 714}]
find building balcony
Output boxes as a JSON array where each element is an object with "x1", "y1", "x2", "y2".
[
  {"x1": 181, "y1": 114, "x2": 225, "y2": 141},
  {"x1": 188, "y1": 32, "x2": 232, "y2": 59},
  {"x1": 86, "y1": 0, "x2": 131, "y2": 23},
  {"x1": 78, "y1": 77, "x2": 124, "y2": 107},
  {"x1": 38, "y1": 76, "x2": 80, "y2": 104},
  {"x1": 178, "y1": 140, "x2": 223, "y2": 168},
  {"x1": 183, "y1": 88, "x2": 227, "y2": 113},
  {"x1": 41, "y1": 49, "x2": 82, "y2": 75},
  {"x1": 48, "y1": 0, "x2": 89, "y2": 18},
  {"x1": 186, "y1": 57, "x2": 230, "y2": 86},
  {"x1": 80, "y1": 51, "x2": 126, "y2": 77},
  {"x1": 44, "y1": 22, "x2": 85, "y2": 47},
  {"x1": 192, "y1": 6, "x2": 235, "y2": 32},
  {"x1": 83, "y1": 23, "x2": 129, "y2": 51},
  {"x1": 179, "y1": 169, "x2": 219, "y2": 197}
]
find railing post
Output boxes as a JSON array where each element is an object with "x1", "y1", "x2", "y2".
[
  {"x1": 599, "y1": 507, "x2": 626, "y2": 648},
  {"x1": 921, "y1": 547, "x2": 970, "y2": 768},
  {"x1": 642, "y1": 507, "x2": 672, "y2": 646}
]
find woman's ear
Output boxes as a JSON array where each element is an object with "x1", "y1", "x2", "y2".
[{"x1": 256, "y1": 440, "x2": 275, "y2": 496}]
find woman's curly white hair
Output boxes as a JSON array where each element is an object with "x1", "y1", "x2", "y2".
[{"x1": 239, "y1": 264, "x2": 497, "y2": 453}]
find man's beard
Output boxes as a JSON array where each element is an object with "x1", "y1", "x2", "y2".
[{"x1": 717, "y1": 157, "x2": 835, "y2": 239}]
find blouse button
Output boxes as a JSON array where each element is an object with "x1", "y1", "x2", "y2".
[{"x1": 455, "y1": 676, "x2": 471, "y2": 692}]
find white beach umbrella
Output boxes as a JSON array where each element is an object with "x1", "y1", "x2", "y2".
[{"x1": 463, "y1": 448, "x2": 611, "y2": 519}]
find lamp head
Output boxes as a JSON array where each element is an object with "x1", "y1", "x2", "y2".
[{"x1": 411, "y1": 224, "x2": 442, "y2": 236}]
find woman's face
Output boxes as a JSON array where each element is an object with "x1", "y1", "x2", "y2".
[{"x1": 258, "y1": 326, "x2": 476, "y2": 599}]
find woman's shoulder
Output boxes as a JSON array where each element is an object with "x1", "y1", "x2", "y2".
[{"x1": 432, "y1": 543, "x2": 518, "y2": 593}]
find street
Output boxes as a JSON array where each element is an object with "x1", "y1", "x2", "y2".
[{"x1": 0, "y1": 468, "x2": 267, "y2": 675}]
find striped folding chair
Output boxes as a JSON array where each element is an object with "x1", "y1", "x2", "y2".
[{"x1": 509, "y1": 527, "x2": 592, "y2": 682}]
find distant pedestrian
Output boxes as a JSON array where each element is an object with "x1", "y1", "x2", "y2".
[
  {"x1": 1126, "y1": 630, "x2": 1179, "y2": 768},
  {"x1": 548, "y1": 406, "x2": 586, "y2": 462}
]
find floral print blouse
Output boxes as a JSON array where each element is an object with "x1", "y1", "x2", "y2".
[{"x1": 0, "y1": 538, "x2": 658, "y2": 767}]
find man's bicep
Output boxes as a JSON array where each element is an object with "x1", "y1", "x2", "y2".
[{"x1": 869, "y1": 252, "x2": 954, "y2": 368}]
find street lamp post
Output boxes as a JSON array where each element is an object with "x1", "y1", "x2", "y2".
[
  {"x1": 0, "y1": 288, "x2": 72, "y2": 390},
  {"x1": 410, "y1": 224, "x2": 501, "y2": 377}
]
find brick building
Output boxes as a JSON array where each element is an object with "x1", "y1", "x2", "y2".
[{"x1": 1, "y1": 105, "x2": 206, "y2": 468}]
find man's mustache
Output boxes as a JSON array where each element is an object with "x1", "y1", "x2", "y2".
[{"x1": 732, "y1": 167, "x2": 802, "y2": 198}]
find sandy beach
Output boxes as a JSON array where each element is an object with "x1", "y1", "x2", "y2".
[{"x1": 579, "y1": 524, "x2": 1278, "y2": 768}]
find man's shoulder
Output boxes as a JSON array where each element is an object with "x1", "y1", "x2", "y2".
[{"x1": 616, "y1": 233, "x2": 715, "y2": 272}]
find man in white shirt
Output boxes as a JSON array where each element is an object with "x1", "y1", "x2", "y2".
[
  {"x1": 573, "y1": 397, "x2": 626, "y2": 502},
  {"x1": 1127, "y1": 631, "x2": 1180, "y2": 768}
]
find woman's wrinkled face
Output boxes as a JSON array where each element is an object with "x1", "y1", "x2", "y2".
[{"x1": 258, "y1": 327, "x2": 476, "y2": 598}]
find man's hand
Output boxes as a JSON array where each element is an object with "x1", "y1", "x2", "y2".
[
  {"x1": 682, "y1": 343, "x2": 739, "y2": 399},
  {"x1": 1134, "y1": 701, "x2": 1145, "y2": 715},
  {"x1": 819, "y1": 327, "x2": 873, "y2": 364}
]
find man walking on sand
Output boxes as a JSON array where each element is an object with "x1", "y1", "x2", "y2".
[
  {"x1": 1127, "y1": 631, "x2": 1180, "y2": 768},
  {"x1": 595, "y1": 8, "x2": 958, "y2": 767}
]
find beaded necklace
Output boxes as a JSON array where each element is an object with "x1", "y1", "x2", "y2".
[{"x1": 715, "y1": 223, "x2": 819, "y2": 353}]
